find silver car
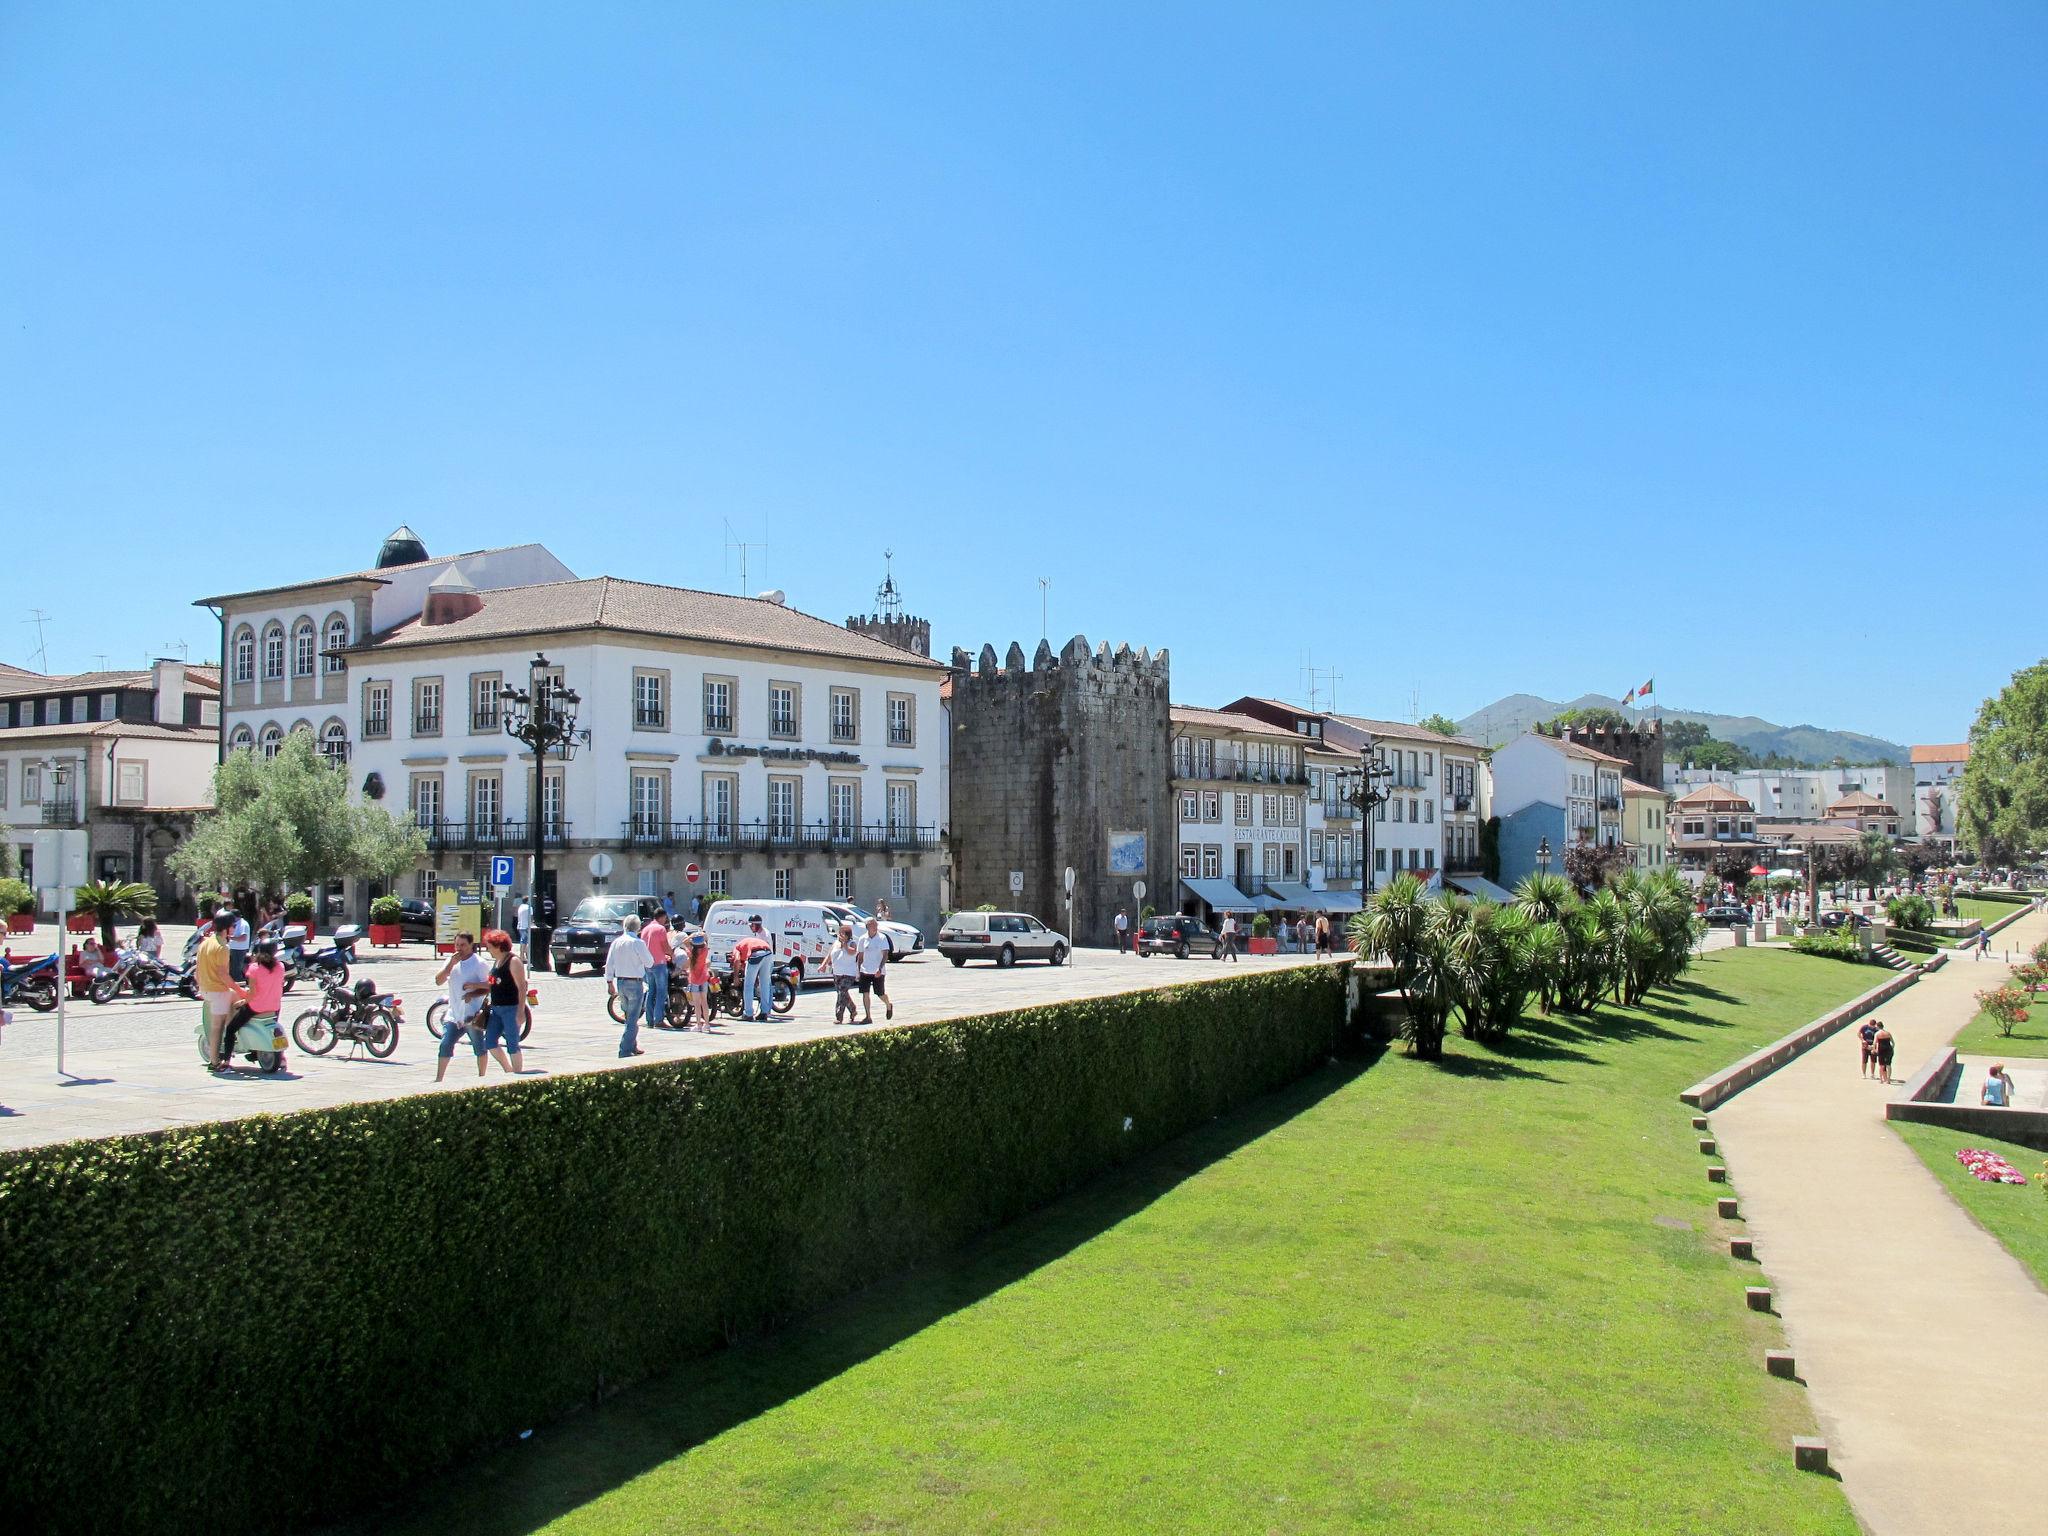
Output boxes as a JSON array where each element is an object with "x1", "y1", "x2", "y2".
[{"x1": 936, "y1": 911, "x2": 1069, "y2": 968}]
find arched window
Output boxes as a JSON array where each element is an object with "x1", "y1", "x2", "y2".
[
  {"x1": 232, "y1": 626, "x2": 255, "y2": 684},
  {"x1": 259, "y1": 724, "x2": 283, "y2": 760},
  {"x1": 324, "y1": 614, "x2": 349, "y2": 673},
  {"x1": 292, "y1": 619, "x2": 316, "y2": 678},
  {"x1": 320, "y1": 719, "x2": 349, "y2": 765},
  {"x1": 261, "y1": 623, "x2": 286, "y2": 680},
  {"x1": 229, "y1": 725, "x2": 254, "y2": 753}
]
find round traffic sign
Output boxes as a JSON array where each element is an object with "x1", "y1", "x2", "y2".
[
  {"x1": 588, "y1": 852, "x2": 614, "y2": 880},
  {"x1": 1133, "y1": 880, "x2": 1146, "y2": 901},
  {"x1": 684, "y1": 863, "x2": 701, "y2": 884}
]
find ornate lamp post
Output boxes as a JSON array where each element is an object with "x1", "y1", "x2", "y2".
[
  {"x1": 502, "y1": 653, "x2": 581, "y2": 960},
  {"x1": 1535, "y1": 836, "x2": 1553, "y2": 878},
  {"x1": 1343, "y1": 752, "x2": 1396, "y2": 893}
]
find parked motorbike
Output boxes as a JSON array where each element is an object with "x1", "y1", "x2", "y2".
[
  {"x1": 291, "y1": 977, "x2": 402, "y2": 1058},
  {"x1": 0, "y1": 952, "x2": 59, "y2": 1013},
  {"x1": 280, "y1": 924, "x2": 361, "y2": 994},
  {"x1": 88, "y1": 949, "x2": 199, "y2": 1004},
  {"x1": 623, "y1": 959, "x2": 795, "y2": 1022}
]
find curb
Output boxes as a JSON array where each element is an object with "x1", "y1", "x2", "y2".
[{"x1": 1680, "y1": 967, "x2": 1927, "y2": 1111}]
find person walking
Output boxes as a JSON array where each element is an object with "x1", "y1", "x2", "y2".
[
  {"x1": 689, "y1": 892, "x2": 703, "y2": 924},
  {"x1": 434, "y1": 930, "x2": 494, "y2": 1081},
  {"x1": 641, "y1": 908, "x2": 673, "y2": 1029},
  {"x1": 605, "y1": 915, "x2": 653, "y2": 1058},
  {"x1": 194, "y1": 910, "x2": 237, "y2": 1071},
  {"x1": 226, "y1": 903, "x2": 252, "y2": 984},
  {"x1": 662, "y1": 889, "x2": 677, "y2": 923},
  {"x1": 684, "y1": 932, "x2": 713, "y2": 1031},
  {"x1": 479, "y1": 929, "x2": 528, "y2": 1074},
  {"x1": 829, "y1": 922, "x2": 862, "y2": 1024},
  {"x1": 515, "y1": 893, "x2": 533, "y2": 962},
  {"x1": 732, "y1": 914, "x2": 774, "y2": 1022},
  {"x1": 1872, "y1": 1021, "x2": 1897, "y2": 1085},
  {"x1": 1981, "y1": 1062, "x2": 2015, "y2": 1107},
  {"x1": 859, "y1": 915, "x2": 893, "y2": 1022},
  {"x1": 1215, "y1": 911, "x2": 1239, "y2": 962},
  {"x1": 1978, "y1": 931, "x2": 1992, "y2": 960},
  {"x1": 1114, "y1": 907, "x2": 1129, "y2": 955},
  {"x1": 1315, "y1": 913, "x2": 1332, "y2": 957},
  {"x1": 1857, "y1": 1017, "x2": 1880, "y2": 1078}
]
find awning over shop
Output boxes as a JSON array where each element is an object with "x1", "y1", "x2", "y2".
[
  {"x1": 1309, "y1": 890, "x2": 1363, "y2": 913},
  {"x1": 1181, "y1": 878, "x2": 1256, "y2": 913},
  {"x1": 1447, "y1": 874, "x2": 1518, "y2": 904},
  {"x1": 1261, "y1": 882, "x2": 1315, "y2": 908}
]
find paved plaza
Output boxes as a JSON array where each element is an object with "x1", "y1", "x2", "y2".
[{"x1": 0, "y1": 923, "x2": 1334, "y2": 1151}]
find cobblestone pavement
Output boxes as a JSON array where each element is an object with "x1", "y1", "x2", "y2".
[{"x1": 0, "y1": 922, "x2": 1336, "y2": 1151}]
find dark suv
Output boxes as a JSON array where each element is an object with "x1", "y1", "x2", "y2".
[
  {"x1": 548, "y1": 895, "x2": 663, "y2": 975},
  {"x1": 1135, "y1": 914, "x2": 1216, "y2": 959}
]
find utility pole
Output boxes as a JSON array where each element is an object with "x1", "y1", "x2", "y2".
[{"x1": 723, "y1": 519, "x2": 766, "y2": 597}]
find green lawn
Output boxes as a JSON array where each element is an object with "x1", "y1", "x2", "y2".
[
  {"x1": 1950, "y1": 997, "x2": 2048, "y2": 1058},
  {"x1": 361, "y1": 950, "x2": 1868, "y2": 1536},
  {"x1": 1956, "y1": 895, "x2": 2030, "y2": 927},
  {"x1": 1891, "y1": 1123, "x2": 2048, "y2": 1292}
]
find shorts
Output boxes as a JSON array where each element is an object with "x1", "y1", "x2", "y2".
[
  {"x1": 860, "y1": 971, "x2": 887, "y2": 997},
  {"x1": 483, "y1": 1003, "x2": 522, "y2": 1054},
  {"x1": 438, "y1": 1011, "x2": 487, "y2": 1058}
]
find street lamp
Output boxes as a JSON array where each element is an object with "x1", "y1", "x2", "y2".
[
  {"x1": 1535, "y1": 836, "x2": 1552, "y2": 877},
  {"x1": 502, "y1": 653, "x2": 581, "y2": 961},
  {"x1": 1343, "y1": 753, "x2": 1396, "y2": 890}
]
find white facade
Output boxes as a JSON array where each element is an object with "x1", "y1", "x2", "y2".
[
  {"x1": 1491, "y1": 734, "x2": 1600, "y2": 840},
  {"x1": 1662, "y1": 764, "x2": 1918, "y2": 838},
  {"x1": 1911, "y1": 746, "x2": 1968, "y2": 846},
  {"x1": 1305, "y1": 746, "x2": 1365, "y2": 900},
  {"x1": 1170, "y1": 708, "x2": 1309, "y2": 907}
]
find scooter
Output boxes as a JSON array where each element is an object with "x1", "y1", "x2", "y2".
[
  {"x1": 203, "y1": 1006, "x2": 289, "y2": 1074},
  {"x1": 0, "y1": 952, "x2": 60, "y2": 1013},
  {"x1": 280, "y1": 925, "x2": 361, "y2": 993}
]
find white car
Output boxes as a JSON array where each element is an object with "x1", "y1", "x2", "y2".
[
  {"x1": 823, "y1": 903, "x2": 924, "y2": 960},
  {"x1": 936, "y1": 911, "x2": 1069, "y2": 968}
]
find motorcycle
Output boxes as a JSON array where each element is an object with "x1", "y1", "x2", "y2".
[
  {"x1": 279, "y1": 924, "x2": 361, "y2": 994},
  {"x1": 88, "y1": 949, "x2": 199, "y2": 1004},
  {"x1": 0, "y1": 952, "x2": 60, "y2": 1013},
  {"x1": 291, "y1": 977, "x2": 402, "y2": 1058},
  {"x1": 618, "y1": 959, "x2": 796, "y2": 1023}
]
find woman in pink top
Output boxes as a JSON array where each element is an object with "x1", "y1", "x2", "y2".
[{"x1": 224, "y1": 939, "x2": 289, "y2": 1070}]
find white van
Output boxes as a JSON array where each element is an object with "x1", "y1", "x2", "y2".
[{"x1": 699, "y1": 899, "x2": 844, "y2": 985}]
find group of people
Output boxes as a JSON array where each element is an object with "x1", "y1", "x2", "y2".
[
  {"x1": 827, "y1": 918, "x2": 894, "y2": 1026},
  {"x1": 192, "y1": 908, "x2": 287, "y2": 1072},
  {"x1": 432, "y1": 927, "x2": 532, "y2": 1081},
  {"x1": 1856, "y1": 1016, "x2": 1897, "y2": 1084}
]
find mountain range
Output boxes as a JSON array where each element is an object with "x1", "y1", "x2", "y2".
[{"x1": 1454, "y1": 693, "x2": 1909, "y2": 766}]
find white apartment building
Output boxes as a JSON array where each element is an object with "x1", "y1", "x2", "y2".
[
  {"x1": 1305, "y1": 740, "x2": 1365, "y2": 911},
  {"x1": 1663, "y1": 763, "x2": 1918, "y2": 838},
  {"x1": 1911, "y1": 744, "x2": 1969, "y2": 849},
  {"x1": 201, "y1": 532, "x2": 949, "y2": 928},
  {"x1": 1170, "y1": 706, "x2": 1309, "y2": 913}
]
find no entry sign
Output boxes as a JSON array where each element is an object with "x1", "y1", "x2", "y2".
[{"x1": 684, "y1": 863, "x2": 701, "y2": 884}]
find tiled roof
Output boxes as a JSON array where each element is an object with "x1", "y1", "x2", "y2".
[
  {"x1": 0, "y1": 720, "x2": 216, "y2": 745},
  {"x1": 1331, "y1": 713, "x2": 1484, "y2": 750},
  {"x1": 1910, "y1": 743, "x2": 1970, "y2": 764},
  {"x1": 1673, "y1": 783, "x2": 1755, "y2": 810},
  {"x1": 1825, "y1": 790, "x2": 1898, "y2": 815},
  {"x1": 1171, "y1": 705, "x2": 1302, "y2": 740},
  {"x1": 360, "y1": 577, "x2": 947, "y2": 672},
  {"x1": 193, "y1": 543, "x2": 553, "y2": 606},
  {"x1": 1620, "y1": 778, "x2": 1665, "y2": 797},
  {"x1": 1525, "y1": 733, "x2": 1630, "y2": 767},
  {"x1": 0, "y1": 664, "x2": 219, "y2": 701}
]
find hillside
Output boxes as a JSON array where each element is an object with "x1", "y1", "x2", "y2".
[{"x1": 1456, "y1": 692, "x2": 1908, "y2": 765}]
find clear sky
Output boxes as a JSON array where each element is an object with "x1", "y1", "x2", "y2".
[{"x1": 3, "y1": 3, "x2": 2041, "y2": 744}]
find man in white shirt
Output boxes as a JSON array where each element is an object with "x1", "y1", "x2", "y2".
[
  {"x1": 226, "y1": 907, "x2": 252, "y2": 983},
  {"x1": 605, "y1": 915, "x2": 653, "y2": 1058},
  {"x1": 858, "y1": 916, "x2": 893, "y2": 1023},
  {"x1": 433, "y1": 931, "x2": 494, "y2": 1082},
  {"x1": 1215, "y1": 912, "x2": 1239, "y2": 963},
  {"x1": 828, "y1": 922, "x2": 862, "y2": 1025},
  {"x1": 1114, "y1": 907, "x2": 1129, "y2": 954},
  {"x1": 515, "y1": 895, "x2": 533, "y2": 961}
]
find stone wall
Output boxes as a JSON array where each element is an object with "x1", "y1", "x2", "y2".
[
  {"x1": 948, "y1": 636, "x2": 1173, "y2": 946},
  {"x1": 1550, "y1": 718, "x2": 1665, "y2": 787}
]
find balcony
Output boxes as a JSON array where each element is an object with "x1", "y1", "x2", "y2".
[
  {"x1": 1445, "y1": 853, "x2": 1483, "y2": 874},
  {"x1": 1321, "y1": 801, "x2": 1358, "y2": 822},
  {"x1": 618, "y1": 818, "x2": 941, "y2": 854},
  {"x1": 1597, "y1": 794, "x2": 1622, "y2": 812},
  {"x1": 1451, "y1": 794, "x2": 1474, "y2": 813},
  {"x1": 888, "y1": 727, "x2": 914, "y2": 748},
  {"x1": 471, "y1": 711, "x2": 500, "y2": 733},
  {"x1": 40, "y1": 799, "x2": 81, "y2": 825},
  {"x1": 363, "y1": 716, "x2": 391, "y2": 739},
  {"x1": 703, "y1": 712, "x2": 733, "y2": 735},
  {"x1": 634, "y1": 707, "x2": 666, "y2": 729},
  {"x1": 1171, "y1": 764, "x2": 1310, "y2": 786},
  {"x1": 500, "y1": 819, "x2": 571, "y2": 848},
  {"x1": 413, "y1": 712, "x2": 442, "y2": 736},
  {"x1": 830, "y1": 723, "x2": 857, "y2": 744},
  {"x1": 420, "y1": 818, "x2": 516, "y2": 851}
]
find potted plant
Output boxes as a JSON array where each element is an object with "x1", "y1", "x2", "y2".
[
  {"x1": 0, "y1": 878, "x2": 34, "y2": 934},
  {"x1": 69, "y1": 880, "x2": 156, "y2": 951},
  {"x1": 284, "y1": 891, "x2": 315, "y2": 941},
  {"x1": 369, "y1": 894, "x2": 404, "y2": 948},
  {"x1": 1248, "y1": 912, "x2": 1279, "y2": 955}
]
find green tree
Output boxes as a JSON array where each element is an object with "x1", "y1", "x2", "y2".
[
  {"x1": 1545, "y1": 706, "x2": 1628, "y2": 732},
  {"x1": 1417, "y1": 712, "x2": 1460, "y2": 737},
  {"x1": 169, "y1": 733, "x2": 429, "y2": 898},
  {"x1": 1959, "y1": 660, "x2": 2048, "y2": 861},
  {"x1": 1854, "y1": 828, "x2": 1896, "y2": 900},
  {"x1": 0, "y1": 839, "x2": 16, "y2": 881}
]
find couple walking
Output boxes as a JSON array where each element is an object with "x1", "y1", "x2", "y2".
[
  {"x1": 829, "y1": 916, "x2": 893, "y2": 1024},
  {"x1": 434, "y1": 928, "x2": 531, "y2": 1080}
]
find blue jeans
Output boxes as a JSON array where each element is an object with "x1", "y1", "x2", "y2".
[
  {"x1": 744, "y1": 953, "x2": 772, "y2": 1019},
  {"x1": 645, "y1": 962, "x2": 670, "y2": 1027},
  {"x1": 483, "y1": 1003, "x2": 521, "y2": 1055},
  {"x1": 615, "y1": 977, "x2": 644, "y2": 1056},
  {"x1": 438, "y1": 1008, "x2": 486, "y2": 1058}
]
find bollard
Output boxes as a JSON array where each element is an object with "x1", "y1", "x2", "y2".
[
  {"x1": 1766, "y1": 1350, "x2": 1796, "y2": 1379},
  {"x1": 1792, "y1": 1437, "x2": 1828, "y2": 1473},
  {"x1": 1730, "y1": 1237, "x2": 1754, "y2": 1260},
  {"x1": 1699, "y1": 1138, "x2": 1717, "y2": 1156},
  {"x1": 1745, "y1": 1286, "x2": 1773, "y2": 1312},
  {"x1": 1707, "y1": 1166, "x2": 1727, "y2": 1183},
  {"x1": 1717, "y1": 1196, "x2": 1739, "y2": 1219},
  {"x1": 1691, "y1": 1115, "x2": 1709, "y2": 1130}
]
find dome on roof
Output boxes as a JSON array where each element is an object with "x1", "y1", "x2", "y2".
[{"x1": 376, "y1": 525, "x2": 429, "y2": 569}]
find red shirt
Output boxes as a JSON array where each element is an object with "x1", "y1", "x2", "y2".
[{"x1": 730, "y1": 935, "x2": 769, "y2": 971}]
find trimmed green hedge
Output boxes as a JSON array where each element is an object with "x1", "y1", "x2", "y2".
[{"x1": 0, "y1": 964, "x2": 1349, "y2": 1535}]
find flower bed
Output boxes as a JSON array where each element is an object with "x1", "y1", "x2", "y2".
[{"x1": 1956, "y1": 1147, "x2": 2028, "y2": 1185}]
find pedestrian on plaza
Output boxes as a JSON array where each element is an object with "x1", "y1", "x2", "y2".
[
  {"x1": 1981, "y1": 1062, "x2": 2015, "y2": 1107},
  {"x1": 226, "y1": 903, "x2": 252, "y2": 983},
  {"x1": 1872, "y1": 1021, "x2": 1897, "y2": 1085},
  {"x1": 689, "y1": 892, "x2": 703, "y2": 924},
  {"x1": 731, "y1": 914, "x2": 774, "y2": 1022},
  {"x1": 829, "y1": 922, "x2": 862, "y2": 1024},
  {"x1": 194, "y1": 909, "x2": 237, "y2": 1070},
  {"x1": 641, "y1": 907, "x2": 674, "y2": 1029},
  {"x1": 1978, "y1": 931, "x2": 1992, "y2": 960},
  {"x1": 515, "y1": 893, "x2": 533, "y2": 961},
  {"x1": 858, "y1": 915, "x2": 893, "y2": 1022},
  {"x1": 1857, "y1": 1017, "x2": 1880, "y2": 1078},
  {"x1": 434, "y1": 930, "x2": 495, "y2": 1081},
  {"x1": 1215, "y1": 911, "x2": 1239, "y2": 962},
  {"x1": 1315, "y1": 913, "x2": 1331, "y2": 956},
  {"x1": 876, "y1": 899, "x2": 891, "y2": 922},
  {"x1": 604, "y1": 915, "x2": 653, "y2": 1058},
  {"x1": 1114, "y1": 907, "x2": 1129, "y2": 954},
  {"x1": 478, "y1": 928, "x2": 528, "y2": 1074},
  {"x1": 662, "y1": 889, "x2": 676, "y2": 923},
  {"x1": 685, "y1": 932, "x2": 713, "y2": 1031}
]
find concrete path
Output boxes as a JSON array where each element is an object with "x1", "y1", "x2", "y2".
[{"x1": 1711, "y1": 908, "x2": 2048, "y2": 1536}]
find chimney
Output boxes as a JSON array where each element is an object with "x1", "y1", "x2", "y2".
[
  {"x1": 153, "y1": 658, "x2": 185, "y2": 725},
  {"x1": 422, "y1": 566, "x2": 484, "y2": 626}
]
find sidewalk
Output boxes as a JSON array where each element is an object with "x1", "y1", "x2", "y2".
[{"x1": 1711, "y1": 908, "x2": 2048, "y2": 1536}]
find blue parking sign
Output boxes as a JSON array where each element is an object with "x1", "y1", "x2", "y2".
[{"x1": 490, "y1": 855, "x2": 515, "y2": 891}]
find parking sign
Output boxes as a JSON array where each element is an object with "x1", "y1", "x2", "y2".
[{"x1": 490, "y1": 855, "x2": 515, "y2": 891}]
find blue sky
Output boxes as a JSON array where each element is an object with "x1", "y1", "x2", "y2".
[{"x1": 2, "y1": 3, "x2": 2041, "y2": 744}]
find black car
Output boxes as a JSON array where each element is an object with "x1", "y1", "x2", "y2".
[
  {"x1": 1701, "y1": 906, "x2": 1751, "y2": 928},
  {"x1": 1134, "y1": 914, "x2": 1216, "y2": 958},
  {"x1": 1817, "y1": 909, "x2": 1870, "y2": 931},
  {"x1": 397, "y1": 898, "x2": 437, "y2": 942},
  {"x1": 547, "y1": 895, "x2": 662, "y2": 975}
]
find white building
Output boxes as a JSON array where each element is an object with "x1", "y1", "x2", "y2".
[
  {"x1": 0, "y1": 660, "x2": 221, "y2": 912},
  {"x1": 1490, "y1": 732, "x2": 1628, "y2": 888},
  {"x1": 1910, "y1": 743, "x2": 1969, "y2": 849},
  {"x1": 200, "y1": 532, "x2": 950, "y2": 929},
  {"x1": 1169, "y1": 706, "x2": 1309, "y2": 914},
  {"x1": 1663, "y1": 763, "x2": 1918, "y2": 838}
]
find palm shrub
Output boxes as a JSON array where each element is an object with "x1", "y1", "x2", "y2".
[
  {"x1": 70, "y1": 879, "x2": 156, "y2": 950},
  {"x1": 1514, "y1": 872, "x2": 1573, "y2": 925},
  {"x1": 1446, "y1": 899, "x2": 1537, "y2": 1041},
  {"x1": 1350, "y1": 875, "x2": 1452, "y2": 1059}
]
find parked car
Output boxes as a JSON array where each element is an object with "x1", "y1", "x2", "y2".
[
  {"x1": 397, "y1": 897, "x2": 437, "y2": 942},
  {"x1": 1134, "y1": 914, "x2": 1215, "y2": 959},
  {"x1": 1816, "y1": 909, "x2": 1870, "y2": 931},
  {"x1": 937, "y1": 911, "x2": 1069, "y2": 967},
  {"x1": 822, "y1": 903, "x2": 924, "y2": 960},
  {"x1": 1701, "y1": 906, "x2": 1751, "y2": 928},
  {"x1": 548, "y1": 894, "x2": 662, "y2": 975}
]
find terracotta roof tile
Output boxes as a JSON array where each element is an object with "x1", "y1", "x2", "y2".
[
  {"x1": 1170, "y1": 705, "x2": 1302, "y2": 740},
  {"x1": 1910, "y1": 743, "x2": 1971, "y2": 764}
]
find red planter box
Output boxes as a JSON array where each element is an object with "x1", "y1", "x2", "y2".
[
  {"x1": 369, "y1": 923, "x2": 403, "y2": 948},
  {"x1": 1247, "y1": 936, "x2": 1280, "y2": 955},
  {"x1": 5, "y1": 914, "x2": 32, "y2": 934},
  {"x1": 65, "y1": 913, "x2": 96, "y2": 934}
]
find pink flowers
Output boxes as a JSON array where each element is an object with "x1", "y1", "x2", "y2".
[{"x1": 1956, "y1": 1148, "x2": 2028, "y2": 1186}]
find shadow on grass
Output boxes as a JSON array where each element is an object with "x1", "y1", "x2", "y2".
[{"x1": 331, "y1": 1048, "x2": 1384, "y2": 1536}]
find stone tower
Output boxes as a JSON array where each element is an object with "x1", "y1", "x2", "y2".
[
  {"x1": 1550, "y1": 717, "x2": 1666, "y2": 787},
  {"x1": 845, "y1": 551, "x2": 932, "y2": 657},
  {"x1": 947, "y1": 636, "x2": 1174, "y2": 948}
]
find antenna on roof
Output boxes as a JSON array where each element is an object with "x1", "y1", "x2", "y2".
[
  {"x1": 163, "y1": 639, "x2": 190, "y2": 663},
  {"x1": 23, "y1": 608, "x2": 50, "y2": 673},
  {"x1": 1038, "y1": 576, "x2": 1050, "y2": 644},
  {"x1": 1304, "y1": 657, "x2": 1343, "y2": 715},
  {"x1": 875, "y1": 549, "x2": 904, "y2": 621},
  {"x1": 723, "y1": 519, "x2": 766, "y2": 597}
]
